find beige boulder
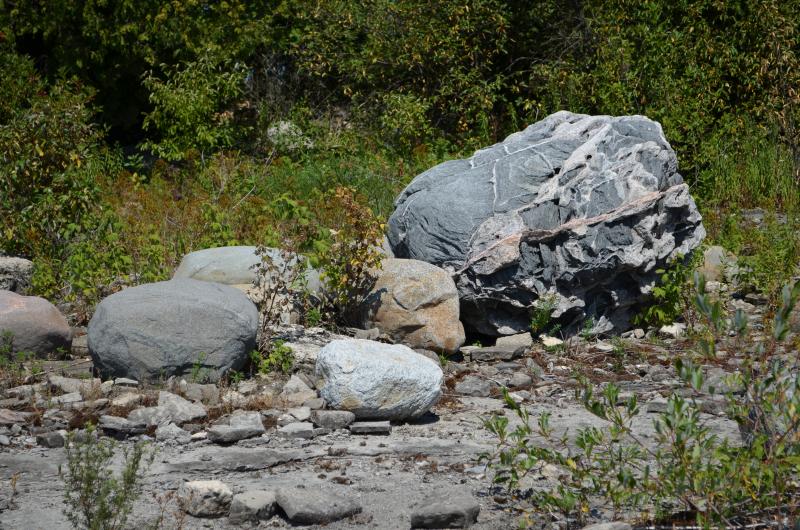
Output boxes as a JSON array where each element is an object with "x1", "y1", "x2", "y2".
[{"x1": 360, "y1": 259, "x2": 464, "y2": 354}]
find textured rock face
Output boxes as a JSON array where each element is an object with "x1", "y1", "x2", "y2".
[
  {"x1": 315, "y1": 339, "x2": 443, "y2": 420},
  {"x1": 88, "y1": 279, "x2": 258, "y2": 382},
  {"x1": 0, "y1": 257, "x2": 34, "y2": 293},
  {"x1": 388, "y1": 111, "x2": 705, "y2": 335},
  {"x1": 173, "y1": 245, "x2": 321, "y2": 293},
  {"x1": 360, "y1": 258, "x2": 465, "y2": 354},
  {"x1": 178, "y1": 480, "x2": 232, "y2": 517},
  {"x1": 0, "y1": 290, "x2": 71, "y2": 355}
]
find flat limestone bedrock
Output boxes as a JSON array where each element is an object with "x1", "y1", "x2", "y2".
[
  {"x1": 387, "y1": 111, "x2": 706, "y2": 336},
  {"x1": 88, "y1": 279, "x2": 258, "y2": 382}
]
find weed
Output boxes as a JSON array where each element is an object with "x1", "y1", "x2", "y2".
[
  {"x1": 189, "y1": 352, "x2": 210, "y2": 384},
  {"x1": 249, "y1": 340, "x2": 294, "y2": 375},
  {"x1": 530, "y1": 295, "x2": 558, "y2": 336},
  {"x1": 61, "y1": 424, "x2": 154, "y2": 530}
]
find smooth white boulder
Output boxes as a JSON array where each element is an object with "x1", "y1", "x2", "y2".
[{"x1": 315, "y1": 339, "x2": 443, "y2": 420}]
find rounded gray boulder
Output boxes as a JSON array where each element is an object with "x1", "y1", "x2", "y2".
[
  {"x1": 88, "y1": 279, "x2": 258, "y2": 382},
  {"x1": 315, "y1": 339, "x2": 443, "y2": 420}
]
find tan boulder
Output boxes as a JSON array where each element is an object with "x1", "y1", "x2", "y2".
[{"x1": 360, "y1": 258, "x2": 464, "y2": 353}]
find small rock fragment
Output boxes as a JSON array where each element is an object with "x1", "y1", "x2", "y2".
[
  {"x1": 454, "y1": 376, "x2": 493, "y2": 397},
  {"x1": 579, "y1": 523, "x2": 632, "y2": 530},
  {"x1": 659, "y1": 322, "x2": 686, "y2": 339},
  {"x1": 36, "y1": 430, "x2": 65, "y2": 448},
  {"x1": 155, "y1": 423, "x2": 191, "y2": 444},
  {"x1": 99, "y1": 415, "x2": 147, "y2": 437},
  {"x1": 508, "y1": 372, "x2": 532, "y2": 388},
  {"x1": 348, "y1": 421, "x2": 391, "y2": 435},
  {"x1": 111, "y1": 392, "x2": 142, "y2": 409},
  {"x1": 278, "y1": 422, "x2": 314, "y2": 439},
  {"x1": 178, "y1": 480, "x2": 233, "y2": 517},
  {"x1": 229, "y1": 490, "x2": 277, "y2": 524},
  {"x1": 311, "y1": 410, "x2": 355, "y2": 430},
  {"x1": 540, "y1": 335, "x2": 564, "y2": 348},
  {"x1": 287, "y1": 406, "x2": 311, "y2": 422},
  {"x1": 207, "y1": 411, "x2": 265, "y2": 444}
]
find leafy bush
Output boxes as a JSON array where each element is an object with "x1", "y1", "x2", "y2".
[
  {"x1": 143, "y1": 55, "x2": 247, "y2": 161},
  {"x1": 61, "y1": 425, "x2": 153, "y2": 530},
  {"x1": 312, "y1": 186, "x2": 385, "y2": 325},
  {"x1": 482, "y1": 277, "x2": 800, "y2": 527}
]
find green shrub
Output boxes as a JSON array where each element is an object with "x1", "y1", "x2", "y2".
[
  {"x1": 250, "y1": 340, "x2": 294, "y2": 375},
  {"x1": 61, "y1": 425, "x2": 154, "y2": 530},
  {"x1": 633, "y1": 254, "x2": 699, "y2": 329},
  {"x1": 312, "y1": 186, "x2": 385, "y2": 325},
  {"x1": 482, "y1": 277, "x2": 800, "y2": 527},
  {"x1": 142, "y1": 55, "x2": 247, "y2": 161},
  {"x1": 708, "y1": 211, "x2": 800, "y2": 299}
]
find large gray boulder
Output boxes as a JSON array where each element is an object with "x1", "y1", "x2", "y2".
[
  {"x1": 88, "y1": 279, "x2": 257, "y2": 382},
  {"x1": 359, "y1": 258, "x2": 465, "y2": 354},
  {"x1": 315, "y1": 339, "x2": 443, "y2": 420},
  {"x1": 0, "y1": 290, "x2": 71, "y2": 355},
  {"x1": 388, "y1": 111, "x2": 705, "y2": 335}
]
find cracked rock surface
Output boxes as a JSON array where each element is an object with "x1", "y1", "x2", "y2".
[{"x1": 387, "y1": 111, "x2": 705, "y2": 335}]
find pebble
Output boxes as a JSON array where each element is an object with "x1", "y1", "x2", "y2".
[{"x1": 36, "y1": 431, "x2": 65, "y2": 448}]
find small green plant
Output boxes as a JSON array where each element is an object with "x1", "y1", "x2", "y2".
[
  {"x1": 438, "y1": 353, "x2": 449, "y2": 367},
  {"x1": 530, "y1": 295, "x2": 558, "y2": 336},
  {"x1": 61, "y1": 424, "x2": 154, "y2": 530},
  {"x1": 634, "y1": 254, "x2": 698, "y2": 328},
  {"x1": 305, "y1": 307, "x2": 323, "y2": 327},
  {"x1": 609, "y1": 336, "x2": 632, "y2": 374},
  {"x1": 249, "y1": 340, "x2": 294, "y2": 375},
  {"x1": 0, "y1": 331, "x2": 42, "y2": 390},
  {"x1": 483, "y1": 276, "x2": 800, "y2": 528},
  {"x1": 189, "y1": 352, "x2": 210, "y2": 383},
  {"x1": 227, "y1": 370, "x2": 244, "y2": 386}
]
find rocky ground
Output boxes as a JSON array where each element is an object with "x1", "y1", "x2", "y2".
[{"x1": 0, "y1": 304, "x2": 770, "y2": 530}]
